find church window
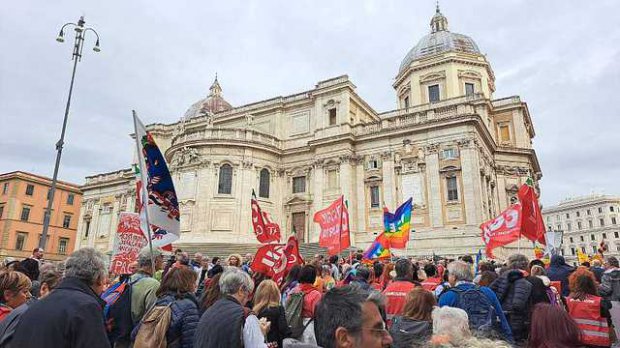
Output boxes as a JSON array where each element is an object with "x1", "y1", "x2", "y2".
[
  {"x1": 446, "y1": 176, "x2": 459, "y2": 201},
  {"x1": 328, "y1": 108, "x2": 337, "y2": 126},
  {"x1": 367, "y1": 159, "x2": 379, "y2": 170},
  {"x1": 404, "y1": 96, "x2": 410, "y2": 109},
  {"x1": 442, "y1": 148, "x2": 458, "y2": 160},
  {"x1": 465, "y1": 83, "x2": 475, "y2": 96},
  {"x1": 293, "y1": 176, "x2": 306, "y2": 194},
  {"x1": 370, "y1": 186, "x2": 380, "y2": 208},
  {"x1": 327, "y1": 170, "x2": 338, "y2": 189},
  {"x1": 259, "y1": 169, "x2": 270, "y2": 198},
  {"x1": 218, "y1": 164, "x2": 233, "y2": 194},
  {"x1": 84, "y1": 220, "x2": 91, "y2": 238},
  {"x1": 591, "y1": 234, "x2": 595, "y2": 241},
  {"x1": 499, "y1": 124, "x2": 511, "y2": 142},
  {"x1": 428, "y1": 85, "x2": 440, "y2": 102}
]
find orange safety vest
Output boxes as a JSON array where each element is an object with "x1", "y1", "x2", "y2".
[
  {"x1": 421, "y1": 277, "x2": 441, "y2": 292},
  {"x1": 567, "y1": 294, "x2": 611, "y2": 347}
]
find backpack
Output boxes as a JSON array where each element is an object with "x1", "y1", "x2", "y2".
[
  {"x1": 101, "y1": 275, "x2": 145, "y2": 343},
  {"x1": 285, "y1": 292, "x2": 310, "y2": 339},
  {"x1": 133, "y1": 303, "x2": 173, "y2": 348},
  {"x1": 448, "y1": 286, "x2": 497, "y2": 335},
  {"x1": 389, "y1": 316, "x2": 431, "y2": 348}
]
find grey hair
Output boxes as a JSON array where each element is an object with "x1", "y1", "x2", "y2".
[
  {"x1": 64, "y1": 248, "x2": 107, "y2": 286},
  {"x1": 432, "y1": 306, "x2": 471, "y2": 341},
  {"x1": 219, "y1": 268, "x2": 254, "y2": 296},
  {"x1": 137, "y1": 247, "x2": 163, "y2": 267},
  {"x1": 447, "y1": 260, "x2": 474, "y2": 282},
  {"x1": 315, "y1": 285, "x2": 380, "y2": 348},
  {"x1": 507, "y1": 254, "x2": 529, "y2": 271}
]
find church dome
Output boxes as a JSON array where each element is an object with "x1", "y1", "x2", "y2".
[
  {"x1": 399, "y1": 6, "x2": 481, "y2": 73},
  {"x1": 184, "y1": 75, "x2": 233, "y2": 118}
]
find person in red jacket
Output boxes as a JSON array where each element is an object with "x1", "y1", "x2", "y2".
[
  {"x1": 382, "y1": 258, "x2": 420, "y2": 322},
  {"x1": 566, "y1": 267, "x2": 612, "y2": 348},
  {"x1": 420, "y1": 264, "x2": 441, "y2": 291}
]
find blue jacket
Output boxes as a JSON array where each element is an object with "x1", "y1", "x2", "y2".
[
  {"x1": 547, "y1": 255, "x2": 574, "y2": 297},
  {"x1": 438, "y1": 282, "x2": 513, "y2": 342},
  {"x1": 134, "y1": 292, "x2": 199, "y2": 348}
]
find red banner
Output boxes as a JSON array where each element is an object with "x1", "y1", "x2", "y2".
[
  {"x1": 251, "y1": 192, "x2": 281, "y2": 243},
  {"x1": 481, "y1": 204, "x2": 522, "y2": 258},
  {"x1": 314, "y1": 196, "x2": 350, "y2": 255},
  {"x1": 250, "y1": 236, "x2": 304, "y2": 284},
  {"x1": 110, "y1": 212, "x2": 148, "y2": 274},
  {"x1": 518, "y1": 183, "x2": 546, "y2": 245}
]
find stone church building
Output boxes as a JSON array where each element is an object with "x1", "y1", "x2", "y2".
[{"x1": 76, "y1": 7, "x2": 542, "y2": 258}]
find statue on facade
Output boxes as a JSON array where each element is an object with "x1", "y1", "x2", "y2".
[{"x1": 245, "y1": 113, "x2": 254, "y2": 128}]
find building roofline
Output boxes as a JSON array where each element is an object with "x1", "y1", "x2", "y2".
[{"x1": 0, "y1": 171, "x2": 82, "y2": 190}]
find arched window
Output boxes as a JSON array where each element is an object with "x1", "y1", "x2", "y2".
[
  {"x1": 218, "y1": 164, "x2": 232, "y2": 194},
  {"x1": 259, "y1": 169, "x2": 270, "y2": 198}
]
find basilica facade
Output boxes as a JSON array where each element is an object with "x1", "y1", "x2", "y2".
[{"x1": 76, "y1": 8, "x2": 542, "y2": 257}]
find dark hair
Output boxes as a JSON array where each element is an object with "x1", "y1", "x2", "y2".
[
  {"x1": 39, "y1": 267, "x2": 62, "y2": 291},
  {"x1": 529, "y1": 259, "x2": 545, "y2": 272},
  {"x1": 356, "y1": 267, "x2": 370, "y2": 281},
  {"x1": 460, "y1": 255, "x2": 474, "y2": 264},
  {"x1": 299, "y1": 265, "x2": 317, "y2": 284},
  {"x1": 478, "y1": 261, "x2": 494, "y2": 273},
  {"x1": 528, "y1": 303, "x2": 582, "y2": 348},
  {"x1": 402, "y1": 287, "x2": 436, "y2": 321},
  {"x1": 478, "y1": 271, "x2": 498, "y2": 287},
  {"x1": 373, "y1": 262, "x2": 384, "y2": 279},
  {"x1": 395, "y1": 258, "x2": 413, "y2": 279},
  {"x1": 355, "y1": 253, "x2": 363, "y2": 262},
  {"x1": 156, "y1": 266, "x2": 197, "y2": 298},
  {"x1": 32, "y1": 247, "x2": 42, "y2": 254},
  {"x1": 207, "y1": 264, "x2": 223, "y2": 278},
  {"x1": 329, "y1": 255, "x2": 339, "y2": 264},
  {"x1": 200, "y1": 273, "x2": 222, "y2": 313},
  {"x1": 580, "y1": 261, "x2": 591, "y2": 268},
  {"x1": 606, "y1": 256, "x2": 619, "y2": 268},
  {"x1": 568, "y1": 267, "x2": 598, "y2": 300},
  {"x1": 315, "y1": 286, "x2": 371, "y2": 348},
  {"x1": 424, "y1": 264, "x2": 437, "y2": 277}
]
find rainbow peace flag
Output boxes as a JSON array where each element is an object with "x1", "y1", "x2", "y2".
[
  {"x1": 363, "y1": 233, "x2": 391, "y2": 260},
  {"x1": 383, "y1": 198, "x2": 413, "y2": 249}
]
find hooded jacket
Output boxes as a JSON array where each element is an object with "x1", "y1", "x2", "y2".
[
  {"x1": 547, "y1": 255, "x2": 574, "y2": 297},
  {"x1": 389, "y1": 317, "x2": 432, "y2": 348},
  {"x1": 599, "y1": 268, "x2": 620, "y2": 301},
  {"x1": 489, "y1": 270, "x2": 533, "y2": 342}
]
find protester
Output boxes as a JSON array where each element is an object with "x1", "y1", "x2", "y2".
[
  {"x1": 591, "y1": 259, "x2": 605, "y2": 283},
  {"x1": 129, "y1": 248, "x2": 164, "y2": 326},
  {"x1": 281, "y1": 265, "x2": 302, "y2": 304},
  {"x1": 312, "y1": 285, "x2": 392, "y2": 348},
  {"x1": 530, "y1": 265, "x2": 563, "y2": 307},
  {"x1": 0, "y1": 271, "x2": 31, "y2": 322},
  {"x1": 383, "y1": 258, "x2": 420, "y2": 321},
  {"x1": 599, "y1": 256, "x2": 620, "y2": 301},
  {"x1": 204, "y1": 264, "x2": 223, "y2": 290},
  {"x1": 199, "y1": 272, "x2": 222, "y2": 314},
  {"x1": 163, "y1": 249, "x2": 184, "y2": 278},
  {"x1": 547, "y1": 254, "x2": 574, "y2": 297},
  {"x1": 389, "y1": 287, "x2": 434, "y2": 348},
  {"x1": 421, "y1": 264, "x2": 441, "y2": 291},
  {"x1": 206, "y1": 257, "x2": 220, "y2": 278},
  {"x1": 350, "y1": 266, "x2": 372, "y2": 291},
  {"x1": 191, "y1": 253, "x2": 204, "y2": 282},
  {"x1": 438, "y1": 261, "x2": 513, "y2": 342},
  {"x1": 370, "y1": 262, "x2": 384, "y2": 290},
  {"x1": 566, "y1": 267, "x2": 612, "y2": 347},
  {"x1": 254, "y1": 279, "x2": 291, "y2": 348},
  {"x1": 489, "y1": 254, "x2": 546, "y2": 343},
  {"x1": 476, "y1": 271, "x2": 498, "y2": 287},
  {"x1": 11, "y1": 248, "x2": 110, "y2": 348},
  {"x1": 288, "y1": 265, "x2": 322, "y2": 344},
  {"x1": 227, "y1": 253, "x2": 243, "y2": 268},
  {"x1": 18, "y1": 248, "x2": 43, "y2": 282},
  {"x1": 430, "y1": 306, "x2": 512, "y2": 348},
  {"x1": 328, "y1": 255, "x2": 341, "y2": 281},
  {"x1": 132, "y1": 266, "x2": 199, "y2": 347},
  {"x1": 320, "y1": 265, "x2": 336, "y2": 292},
  {"x1": 194, "y1": 268, "x2": 270, "y2": 347},
  {"x1": 527, "y1": 303, "x2": 582, "y2": 348},
  {"x1": 242, "y1": 253, "x2": 253, "y2": 273}
]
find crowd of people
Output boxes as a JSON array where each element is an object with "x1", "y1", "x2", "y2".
[{"x1": 0, "y1": 246, "x2": 619, "y2": 347}]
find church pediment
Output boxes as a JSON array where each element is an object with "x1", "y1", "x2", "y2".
[{"x1": 285, "y1": 194, "x2": 313, "y2": 206}]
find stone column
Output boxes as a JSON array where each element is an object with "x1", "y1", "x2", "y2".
[
  {"x1": 75, "y1": 203, "x2": 87, "y2": 249},
  {"x1": 339, "y1": 155, "x2": 354, "y2": 245},
  {"x1": 355, "y1": 160, "x2": 366, "y2": 235},
  {"x1": 107, "y1": 199, "x2": 121, "y2": 251},
  {"x1": 459, "y1": 139, "x2": 483, "y2": 226},
  {"x1": 311, "y1": 163, "x2": 324, "y2": 243},
  {"x1": 88, "y1": 203, "x2": 101, "y2": 248},
  {"x1": 381, "y1": 152, "x2": 396, "y2": 209},
  {"x1": 425, "y1": 144, "x2": 443, "y2": 227}
]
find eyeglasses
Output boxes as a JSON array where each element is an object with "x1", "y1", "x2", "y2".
[{"x1": 363, "y1": 323, "x2": 390, "y2": 338}]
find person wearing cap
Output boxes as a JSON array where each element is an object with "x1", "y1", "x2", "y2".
[{"x1": 599, "y1": 256, "x2": 620, "y2": 301}]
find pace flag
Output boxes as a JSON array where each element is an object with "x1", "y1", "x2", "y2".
[
  {"x1": 363, "y1": 233, "x2": 391, "y2": 260},
  {"x1": 250, "y1": 236, "x2": 304, "y2": 284},
  {"x1": 518, "y1": 179, "x2": 546, "y2": 245},
  {"x1": 481, "y1": 203, "x2": 522, "y2": 258},
  {"x1": 251, "y1": 190, "x2": 281, "y2": 243},
  {"x1": 133, "y1": 112, "x2": 180, "y2": 247},
  {"x1": 314, "y1": 196, "x2": 350, "y2": 255},
  {"x1": 383, "y1": 198, "x2": 412, "y2": 249}
]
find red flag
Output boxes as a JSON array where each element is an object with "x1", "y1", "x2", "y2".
[
  {"x1": 518, "y1": 181, "x2": 546, "y2": 245},
  {"x1": 251, "y1": 190, "x2": 281, "y2": 243},
  {"x1": 481, "y1": 204, "x2": 522, "y2": 258},
  {"x1": 250, "y1": 236, "x2": 304, "y2": 284},
  {"x1": 314, "y1": 196, "x2": 350, "y2": 255}
]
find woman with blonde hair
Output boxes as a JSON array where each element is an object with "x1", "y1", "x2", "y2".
[
  {"x1": 253, "y1": 279, "x2": 290, "y2": 348},
  {"x1": 227, "y1": 253, "x2": 243, "y2": 268},
  {"x1": 0, "y1": 271, "x2": 31, "y2": 322}
]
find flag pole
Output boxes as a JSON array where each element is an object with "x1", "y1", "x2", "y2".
[
  {"x1": 133, "y1": 110, "x2": 156, "y2": 274},
  {"x1": 339, "y1": 195, "x2": 345, "y2": 264}
]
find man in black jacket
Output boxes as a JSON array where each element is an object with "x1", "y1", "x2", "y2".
[
  {"x1": 489, "y1": 253, "x2": 548, "y2": 343},
  {"x1": 10, "y1": 248, "x2": 110, "y2": 348}
]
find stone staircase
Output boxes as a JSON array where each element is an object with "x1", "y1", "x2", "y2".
[{"x1": 174, "y1": 242, "x2": 359, "y2": 261}]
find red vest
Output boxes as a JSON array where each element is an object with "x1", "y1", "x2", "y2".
[
  {"x1": 567, "y1": 294, "x2": 611, "y2": 347},
  {"x1": 421, "y1": 277, "x2": 441, "y2": 292},
  {"x1": 382, "y1": 281, "x2": 416, "y2": 319}
]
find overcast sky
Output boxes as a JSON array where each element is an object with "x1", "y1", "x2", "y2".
[{"x1": 1, "y1": 0, "x2": 618, "y2": 206}]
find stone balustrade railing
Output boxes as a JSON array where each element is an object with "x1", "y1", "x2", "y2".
[
  {"x1": 491, "y1": 96, "x2": 521, "y2": 108},
  {"x1": 172, "y1": 127, "x2": 282, "y2": 148}
]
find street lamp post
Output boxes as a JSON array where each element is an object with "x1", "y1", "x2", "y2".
[{"x1": 40, "y1": 17, "x2": 100, "y2": 250}]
